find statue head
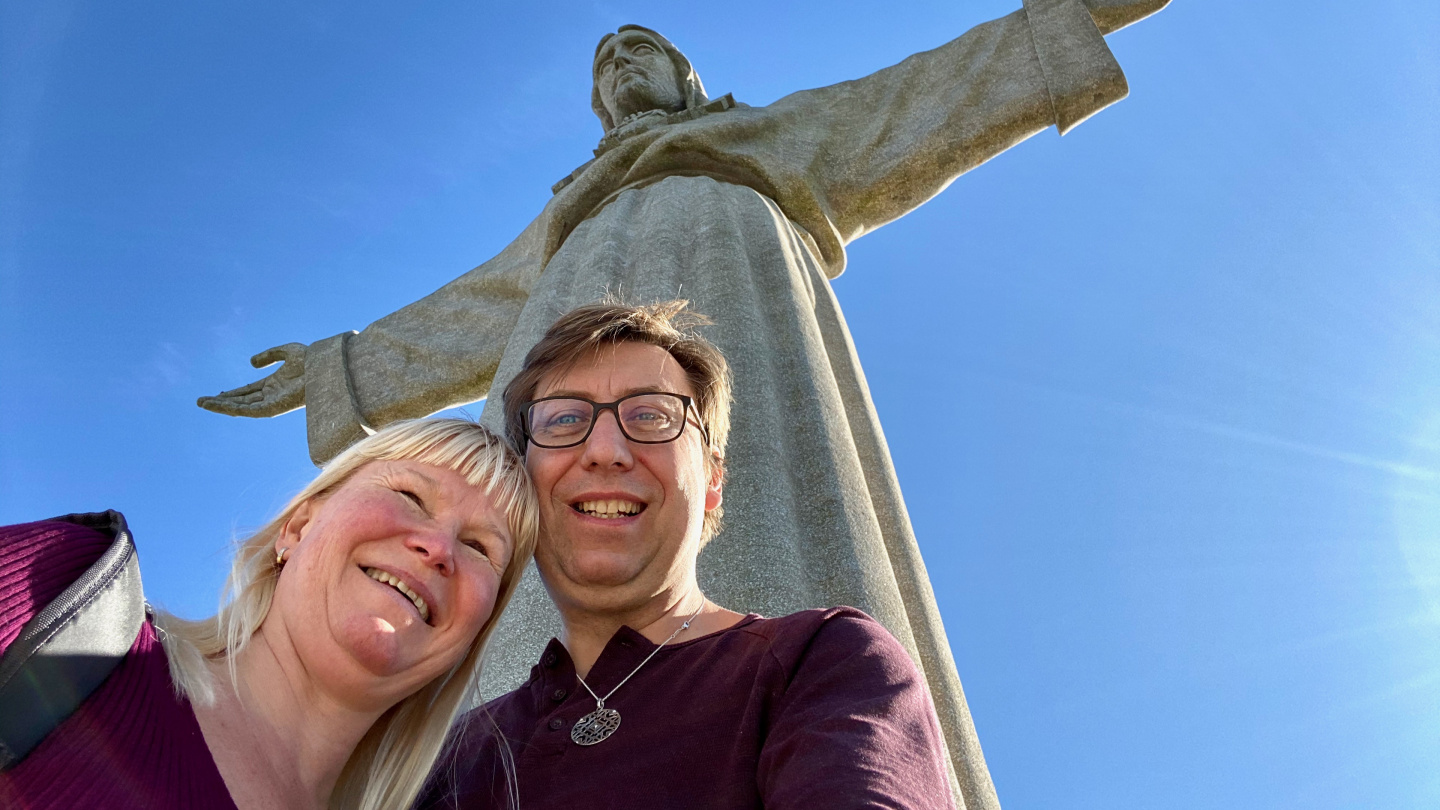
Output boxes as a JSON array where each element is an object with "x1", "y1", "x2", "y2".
[{"x1": 592, "y1": 25, "x2": 709, "y2": 132}]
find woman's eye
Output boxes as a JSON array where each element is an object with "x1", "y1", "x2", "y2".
[
  {"x1": 398, "y1": 489, "x2": 425, "y2": 509},
  {"x1": 464, "y1": 539, "x2": 491, "y2": 558}
]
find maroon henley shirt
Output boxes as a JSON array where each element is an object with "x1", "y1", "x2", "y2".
[{"x1": 421, "y1": 607, "x2": 955, "y2": 809}]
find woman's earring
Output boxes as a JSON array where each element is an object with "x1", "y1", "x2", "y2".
[{"x1": 275, "y1": 547, "x2": 290, "y2": 567}]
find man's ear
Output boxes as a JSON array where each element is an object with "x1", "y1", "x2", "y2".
[{"x1": 704, "y1": 454, "x2": 724, "y2": 512}]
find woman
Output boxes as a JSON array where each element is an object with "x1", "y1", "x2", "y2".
[{"x1": 0, "y1": 418, "x2": 537, "y2": 809}]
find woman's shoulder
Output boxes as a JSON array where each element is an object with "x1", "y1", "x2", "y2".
[
  {"x1": 0, "y1": 513, "x2": 238, "y2": 808},
  {"x1": 0, "y1": 512, "x2": 121, "y2": 655}
]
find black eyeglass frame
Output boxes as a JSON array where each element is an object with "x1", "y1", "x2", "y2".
[{"x1": 520, "y1": 392, "x2": 712, "y2": 450}]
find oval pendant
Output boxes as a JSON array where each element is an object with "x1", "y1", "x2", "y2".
[{"x1": 571, "y1": 707, "x2": 621, "y2": 745}]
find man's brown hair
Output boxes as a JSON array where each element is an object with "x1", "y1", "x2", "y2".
[{"x1": 502, "y1": 299, "x2": 734, "y2": 545}]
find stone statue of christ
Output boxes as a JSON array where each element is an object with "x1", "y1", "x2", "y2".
[{"x1": 200, "y1": 2, "x2": 1169, "y2": 806}]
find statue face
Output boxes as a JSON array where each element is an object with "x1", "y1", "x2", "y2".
[{"x1": 594, "y1": 30, "x2": 685, "y2": 123}]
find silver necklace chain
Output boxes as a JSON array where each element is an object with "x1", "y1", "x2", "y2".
[{"x1": 569, "y1": 603, "x2": 705, "y2": 746}]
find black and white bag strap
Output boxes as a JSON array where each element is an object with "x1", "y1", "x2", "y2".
[{"x1": 0, "y1": 510, "x2": 146, "y2": 770}]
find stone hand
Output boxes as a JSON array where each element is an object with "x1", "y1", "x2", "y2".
[
  {"x1": 197, "y1": 343, "x2": 307, "y2": 418},
  {"x1": 1082, "y1": 0, "x2": 1171, "y2": 35}
]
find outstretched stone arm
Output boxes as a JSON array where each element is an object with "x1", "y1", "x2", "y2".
[
  {"x1": 199, "y1": 216, "x2": 546, "y2": 465},
  {"x1": 1084, "y1": 0, "x2": 1170, "y2": 35},
  {"x1": 748, "y1": 0, "x2": 1167, "y2": 260},
  {"x1": 299, "y1": 218, "x2": 547, "y2": 463},
  {"x1": 198, "y1": 343, "x2": 307, "y2": 418}
]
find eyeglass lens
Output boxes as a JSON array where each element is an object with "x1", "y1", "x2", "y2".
[{"x1": 527, "y1": 393, "x2": 690, "y2": 447}]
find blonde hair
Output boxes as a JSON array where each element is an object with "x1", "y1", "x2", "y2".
[{"x1": 155, "y1": 418, "x2": 538, "y2": 810}]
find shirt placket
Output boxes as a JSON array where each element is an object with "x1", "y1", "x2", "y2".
[{"x1": 523, "y1": 632, "x2": 648, "y2": 763}]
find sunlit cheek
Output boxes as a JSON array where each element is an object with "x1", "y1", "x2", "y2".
[
  {"x1": 457, "y1": 574, "x2": 500, "y2": 634},
  {"x1": 449, "y1": 567, "x2": 501, "y2": 625},
  {"x1": 475, "y1": 588, "x2": 500, "y2": 634},
  {"x1": 676, "y1": 467, "x2": 708, "y2": 511},
  {"x1": 440, "y1": 587, "x2": 500, "y2": 669}
]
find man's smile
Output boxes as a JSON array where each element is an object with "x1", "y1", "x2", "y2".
[{"x1": 571, "y1": 498, "x2": 647, "y2": 520}]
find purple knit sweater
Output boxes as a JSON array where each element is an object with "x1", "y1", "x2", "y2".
[{"x1": 0, "y1": 518, "x2": 236, "y2": 809}]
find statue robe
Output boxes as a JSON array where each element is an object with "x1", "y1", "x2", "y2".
[{"x1": 301, "y1": 2, "x2": 1128, "y2": 806}]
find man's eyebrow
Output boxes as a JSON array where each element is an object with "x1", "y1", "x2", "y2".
[{"x1": 540, "y1": 385, "x2": 673, "y2": 399}]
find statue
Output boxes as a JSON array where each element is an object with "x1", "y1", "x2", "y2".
[{"x1": 199, "y1": 2, "x2": 1169, "y2": 806}]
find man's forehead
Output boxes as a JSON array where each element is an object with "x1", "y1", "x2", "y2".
[{"x1": 537, "y1": 342, "x2": 696, "y2": 398}]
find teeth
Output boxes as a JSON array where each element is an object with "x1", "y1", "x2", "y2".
[
  {"x1": 575, "y1": 499, "x2": 643, "y2": 519},
  {"x1": 364, "y1": 567, "x2": 430, "y2": 623}
]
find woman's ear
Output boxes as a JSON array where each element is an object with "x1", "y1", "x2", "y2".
[{"x1": 277, "y1": 499, "x2": 316, "y2": 558}]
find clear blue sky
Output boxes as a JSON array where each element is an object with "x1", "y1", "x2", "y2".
[{"x1": 3, "y1": 1, "x2": 1437, "y2": 807}]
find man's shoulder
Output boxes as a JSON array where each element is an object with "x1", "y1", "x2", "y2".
[
  {"x1": 741, "y1": 606, "x2": 910, "y2": 668},
  {"x1": 745, "y1": 605, "x2": 893, "y2": 639},
  {"x1": 749, "y1": 607, "x2": 936, "y2": 753}
]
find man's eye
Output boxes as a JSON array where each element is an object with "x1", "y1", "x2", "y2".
[
  {"x1": 540, "y1": 409, "x2": 589, "y2": 429},
  {"x1": 634, "y1": 44, "x2": 654, "y2": 54}
]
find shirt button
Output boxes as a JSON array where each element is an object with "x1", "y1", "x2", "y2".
[
  {"x1": 548, "y1": 717, "x2": 565, "y2": 731},
  {"x1": 544, "y1": 653, "x2": 558, "y2": 668},
  {"x1": 552, "y1": 688, "x2": 568, "y2": 702}
]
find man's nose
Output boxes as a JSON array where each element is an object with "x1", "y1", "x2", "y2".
[{"x1": 580, "y1": 409, "x2": 634, "y2": 468}]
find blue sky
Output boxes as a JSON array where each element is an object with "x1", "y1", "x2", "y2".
[{"x1": 2, "y1": 1, "x2": 1437, "y2": 807}]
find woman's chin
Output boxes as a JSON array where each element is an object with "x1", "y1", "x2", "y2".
[{"x1": 338, "y1": 614, "x2": 414, "y2": 678}]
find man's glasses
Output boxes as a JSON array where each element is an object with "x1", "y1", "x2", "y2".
[{"x1": 522, "y1": 393, "x2": 709, "y2": 449}]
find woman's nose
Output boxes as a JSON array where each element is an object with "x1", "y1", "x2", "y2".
[{"x1": 405, "y1": 527, "x2": 456, "y2": 575}]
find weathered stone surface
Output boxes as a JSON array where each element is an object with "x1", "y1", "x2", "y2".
[{"x1": 199, "y1": 2, "x2": 1169, "y2": 807}]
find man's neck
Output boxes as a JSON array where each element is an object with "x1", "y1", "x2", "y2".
[{"x1": 558, "y1": 588, "x2": 743, "y2": 678}]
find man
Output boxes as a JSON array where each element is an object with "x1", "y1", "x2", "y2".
[
  {"x1": 200, "y1": 4, "x2": 1170, "y2": 804},
  {"x1": 419, "y1": 300, "x2": 955, "y2": 809}
]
